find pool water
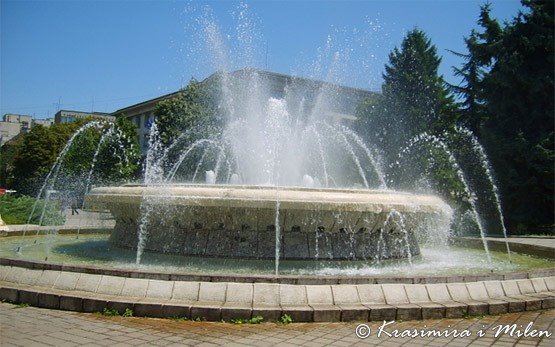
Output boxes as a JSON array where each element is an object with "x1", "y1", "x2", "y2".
[{"x1": 0, "y1": 234, "x2": 552, "y2": 276}]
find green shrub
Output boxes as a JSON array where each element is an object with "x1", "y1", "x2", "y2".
[
  {"x1": 122, "y1": 308, "x2": 134, "y2": 317},
  {"x1": 0, "y1": 194, "x2": 64, "y2": 225},
  {"x1": 230, "y1": 315, "x2": 264, "y2": 324},
  {"x1": 101, "y1": 307, "x2": 120, "y2": 316},
  {"x1": 279, "y1": 314, "x2": 293, "y2": 324}
]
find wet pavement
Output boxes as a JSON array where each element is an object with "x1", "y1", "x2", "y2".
[{"x1": 0, "y1": 302, "x2": 553, "y2": 346}]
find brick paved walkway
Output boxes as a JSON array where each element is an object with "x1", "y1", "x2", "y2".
[{"x1": 0, "y1": 303, "x2": 553, "y2": 346}]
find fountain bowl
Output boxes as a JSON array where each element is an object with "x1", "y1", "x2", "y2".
[{"x1": 85, "y1": 184, "x2": 450, "y2": 260}]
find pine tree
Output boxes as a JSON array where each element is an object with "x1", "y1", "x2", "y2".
[
  {"x1": 356, "y1": 28, "x2": 456, "y2": 158},
  {"x1": 479, "y1": 0, "x2": 554, "y2": 232}
]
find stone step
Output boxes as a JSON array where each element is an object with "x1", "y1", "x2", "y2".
[{"x1": 1, "y1": 264, "x2": 554, "y2": 322}]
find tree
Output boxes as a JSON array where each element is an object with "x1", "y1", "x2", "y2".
[
  {"x1": 356, "y1": 29, "x2": 457, "y2": 159},
  {"x1": 155, "y1": 79, "x2": 223, "y2": 147},
  {"x1": 382, "y1": 29, "x2": 457, "y2": 136},
  {"x1": 477, "y1": 0, "x2": 554, "y2": 232},
  {"x1": 9, "y1": 118, "x2": 140, "y2": 197},
  {"x1": 448, "y1": 3, "x2": 503, "y2": 134},
  {"x1": 154, "y1": 79, "x2": 224, "y2": 180}
]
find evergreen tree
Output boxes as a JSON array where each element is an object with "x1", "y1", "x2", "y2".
[
  {"x1": 448, "y1": 34, "x2": 487, "y2": 133},
  {"x1": 356, "y1": 28, "x2": 457, "y2": 158},
  {"x1": 478, "y1": 0, "x2": 554, "y2": 232}
]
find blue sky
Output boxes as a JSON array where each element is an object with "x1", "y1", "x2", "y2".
[{"x1": 1, "y1": 0, "x2": 523, "y2": 119}]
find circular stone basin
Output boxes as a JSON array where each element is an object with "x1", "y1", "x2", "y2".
[{"x1": 85, "y1": 185, "x2": 451, "y2": 261}]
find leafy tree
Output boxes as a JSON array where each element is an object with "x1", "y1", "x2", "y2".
[
  {"x1": 155, "y1": 79, "x2": 223, "y2": 147},
  {"x1": 154, "y1": 79, "x2": 224, "y2": 180},
  {"x1": 60, "y1": 117, "x2": 141, "y2": 197},
  {"x1": 9, "y1": 118, "x2": 140, "y2": 198},
  {"x1": 11, "y1": 122, "x2": 79, "y2": 195},
  {"x1": 0, "y1": 135, "x2": 23, "y2": 188}
]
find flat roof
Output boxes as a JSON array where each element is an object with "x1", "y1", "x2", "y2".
[{"x1": 113, "y1": 68, "x2": 375, "y2": 117}]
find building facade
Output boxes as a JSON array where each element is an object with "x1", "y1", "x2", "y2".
[
  {"x1": 0, "y1": 114, "x2": 33, "y2": 146},
  {"x1": 114, "y1": 69, "x2": 375, "y2": 153},
  {"x1": 112, "y1": 91, "x2": 180, "y2": 151},
  {"x1": 54, "y1": 110, "x2": 115, "y2": 124},
  {"x1": 33, "y1": 118, "x2": 55, "y2": 127}
]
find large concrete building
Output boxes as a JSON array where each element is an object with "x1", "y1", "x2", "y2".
[
  {"x1": 0, "y1": 114, "x2": 33, "y2": 146},
  {"x1": 113, "y1": 69, "x2": 375, "y2": 151},
  {"x1": 0, "y1": 109, "x2": 113, "y2": 147},
  {"x1": 54, "y1": 110, "x2": 115, "y2": 124},
  {"x1": 112, "y1": 91, "x2": 180, "y2": 151}
]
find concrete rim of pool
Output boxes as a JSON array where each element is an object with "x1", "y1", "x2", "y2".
[{"x1": 0, "y1": 237, "x2": 553, "y2": 322}]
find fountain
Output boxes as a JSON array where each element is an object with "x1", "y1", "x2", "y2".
[
  {"x1": 1, "y1": 3, "x2": 553, "y2": 322},
  {"x1": 86, "y1": 185, "x2": 449, "y2": 261}
]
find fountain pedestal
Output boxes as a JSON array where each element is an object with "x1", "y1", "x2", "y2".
[{"x1": 86, "y1": 185, "x2": 449, "y2": 260}]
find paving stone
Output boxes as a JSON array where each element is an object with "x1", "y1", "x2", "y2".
[
  {"x1": 161, "y1": 303, "x2": 190, "y2": 318},
  {"x1": 426, "y1": 283, "x2": 452, "y2": 302},
  {"x1": 530, "y1": 278, "x2": 549, "y2": 293},
  {"x1": 503, "y1": 297, "x2": 526, "y2": 312},
  {"x1": 251, "y1": 305, "x2": 281, "y2": 321},
  {"x1": 221, "y1": 304, "x2": 252, "y2": 321},
  {"x1": 36, "y1": 270, "x2": 61, "y2": 288},
  {"x1": 337, "y1": 304, "x2": 368, "y2": 321},
  {"x1": 172, "y1": 281, "x2": 200, "y2": 301},
  {"x1": 134, "y1": 302, "x2": 166, "y2": 318},
  {"x1": 96, "y1": 276, "x2": 125, "y2": 296},
  {"x1": 18, "y1": 289, "x2": 39, "y2": 306},
  {"x1": 107, "y1": 299, "x2": 135, "y2": 314},
  {"x1": 280, "y1": 305, "x2": 313, "y2": 322},
  {"x1": 501, "y1": 280, "x2": 521, "y2": 296},
  {"x1": 483, "y1": 280, "x2": 505, "y2": 298},
  {"x1": 447, "y1": 283, "x2": 472, "y2": 302},
  {"x1": 540, "y1": 295, "x2": 555, "y2": 309},
  {"x1": 395, "y1": 304, "x2": 421, "y2": 320},
  {"x1": 120, "y1": 278, "x2": 148, "y2": 298},
  {"x1": 198, "y1": 282, "x2": 227, "y2": 303},
  {"x1": 38, "y1": 292, "x2": 60, "y2": 309},
  {"x1": 225, "y1": 283, "x2": 253, "y2": 304},
  {"x1": 544, "y1": 277, "x2": 555, "y2": 291},
  {"x1": 0, "y1": 286, "x2": 19, "y2": 302},
  {"x1": 405, "y1": 284, "x2": 431, "y2": 303},
  {"x1": 465, "y1": 282, "x2": 508, "y2": 315},
  {"x1": 516, "y1": 279, "x2": 536, "y2": 294},
  {"x1": 367, "y1": 304, "x2": 396, "y2": 321},
  {"x1": 82, "y1": 298, "x2": 107, "y2": 313},
  {"x1": 147, "y1": 280, "x2": 174, "y2": 300},
  {"x1": 331, "y1": 285, "x2": 360, "y2": 304},
  {"x1": 419, "y1": 303, "x2": 445, "y2": 319},
  {"x1": 75, "y1": 274, "x2": 102, "y2": 293},
  {"x1": 382, "y1": 284, "x2": 409, "y2": 305},
  {"x1": 306, "y1": 285, "x2": 333, "y2": 305},
  {"x1": 356, "y1": 284, "x2": 386, "y2": 304},
  {"x1": 190, "y1": 303, "x2": 222, "y2": 321},
  {"x1": 279, "y1": 284, "x2": 307, "y2": 305},
  {"x1": 59, "y1": 296, "x2": 83, "y2": 311},
  {"x1": 0, "y1": 265, "x2": 11, "y2": 281},
  {"x1": 443, "y1": 302, "x2": 467, "y2": 318},
  {"x1": 310, "y1": 304, "x2": 340, "y2": 322},
  {"x1": 53, "y1": 272, "x2": 81, "y2": 291},
  {"x1": 8, "y1": 268, "x2": 42, "y2": 286}
]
